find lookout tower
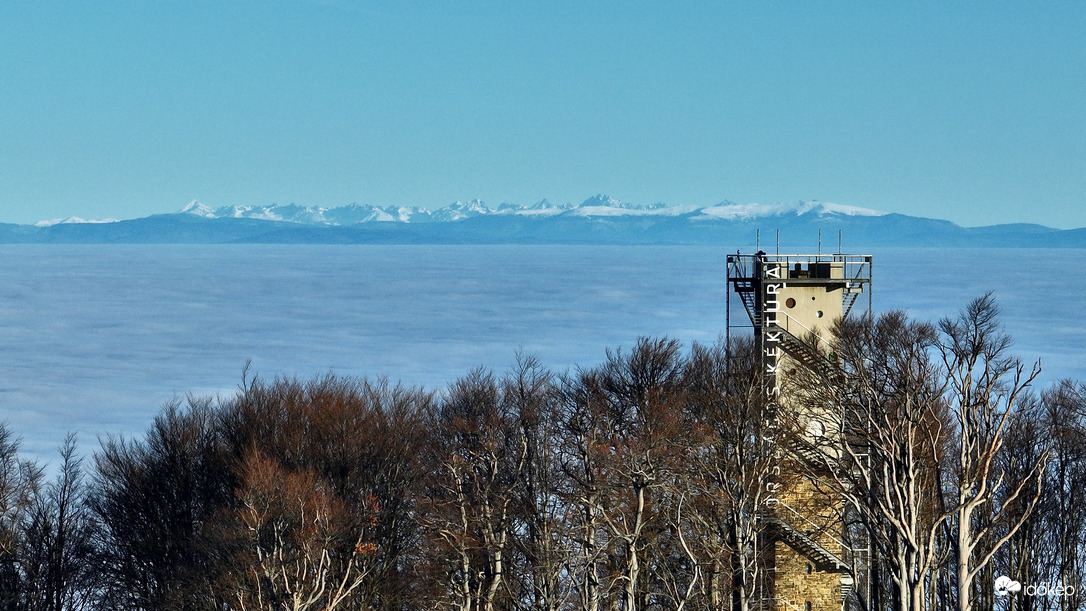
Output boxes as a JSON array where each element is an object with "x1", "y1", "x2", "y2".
[{"x1": 726, "y1": 251, "x2": 872, "y2": 611}]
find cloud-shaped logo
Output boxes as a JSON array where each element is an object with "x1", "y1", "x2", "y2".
[{"x1": 995, "y1": 576, "x2": 1022, "y2": 596}]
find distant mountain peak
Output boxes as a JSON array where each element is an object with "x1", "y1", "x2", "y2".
[
  {"x1": 580, "y1": 194, "x2": 627, "y2": 208},
  {"x1": 528, "y1": 199, "x2": 556, "y2": 210},
  {"x1": 180, "y1": 200, "x2": 216, "y2": 218},
  {"x1": 803, "y1": 201, "x2": 886, "y2": 217},
  {"x1": 431, "y1": 199, "x2": 493, "y2": 222}
]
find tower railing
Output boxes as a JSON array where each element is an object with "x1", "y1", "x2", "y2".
[{"x1": 726, "y1": 253, "x2": 872, "y2": 330}]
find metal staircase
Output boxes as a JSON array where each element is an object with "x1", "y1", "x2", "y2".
[
  {"x1": 760, "y1": 515, "x2": 849, "y2": 573},
  {"x1": 776, "y1": 326, "x2": 842, "y2": 383},
  {"x1": 842, "y1": 282, "x2": 865, "y2": 319},
  {"x1": 782, "y1": 431, "x2": 832, "y2": 473},
  {"x1": 732, "y1": 276, "x2": 762, "y2": 326}
]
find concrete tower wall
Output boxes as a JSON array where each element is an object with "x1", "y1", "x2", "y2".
[{"x1": 773, "y1": 261, "x2": 845, "y2": 611}]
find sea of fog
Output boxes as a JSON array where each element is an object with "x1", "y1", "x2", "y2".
[{"x1": 2, "y1": 244, "x2": 1083, "y2": 465}]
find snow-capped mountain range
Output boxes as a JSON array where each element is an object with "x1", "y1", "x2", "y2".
[
  {"x1": 4, "y1": 195, "x2": 1082, "y2": 247},
  {"x1": 173, "y1": 196, "x2": 885, "y2": 226}
]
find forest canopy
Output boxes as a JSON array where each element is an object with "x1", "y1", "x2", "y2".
[{"x1": 0, "y1": 296, "x2": 1082, "y2": 611}]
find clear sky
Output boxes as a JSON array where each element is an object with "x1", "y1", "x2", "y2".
[{"x1": 1, "y1": 1, "x2": 1084, "y2": 228}]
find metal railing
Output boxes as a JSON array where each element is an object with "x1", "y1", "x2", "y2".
[
  {"x1": 775, "y1": 499, "x2": 851, "y2": 555},
  {"x1": 776, "y1": 310, "x2": 835, "y2": 350}
]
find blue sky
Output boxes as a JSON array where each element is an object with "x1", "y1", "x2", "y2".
[{"x1": 2, "y1": 1, "x2": 1084, "y2": 228}]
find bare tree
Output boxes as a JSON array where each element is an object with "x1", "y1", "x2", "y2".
[
  {"x1": 994, "y1": 393, "x2": 1051, "y2": 611},
  {"x1": 555, "y1": 338, "x2": 690, "y2": 611},
  {"x1": 0, "y1": 424, "x2": 43, "y2": 609},
  {"x1": 20, "y1": 434, "x2": 97, "y2": 611},
  {"x1": 558, "y1": 367, "x2": 609, "y2": 611},
  {"x1": 938, "y1": 294, "x2": 1047, "y2": 611},
  {"x1": 90, "y1": 397, "x2": 230, "y2": 611},
  {"x1": 681, "y1": 338, "x2": 784, "y2": 611},
  {"x1": 506, "y1": 353, "x2": 577, "y2": 611},
  {"x1": 651, "y1": 490, "x2": 703, "y2": 611},
  {"x1": 423, "y1": 368, "x2": 528, "y2": 611},
  {"x1": 218, "y1": 374, "x2": 435, "y2": 611},
  {"x1": 224, "y1": 450, "x2": 378, "y2": 611},
  {"x1": 588, "y1": 337, "x2": 687, "y2": 611},
  {"x1": 803, "y1": 311, "x2": 952, "y2": 611},
  {"x1": 1001, "y1": 380, "x2": 1086, "y2": 611},
  {"x1": 1041, "y1": 381, "x2": 1086, "y2": 611}
]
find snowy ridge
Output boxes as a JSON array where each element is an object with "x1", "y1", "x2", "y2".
[
  {"x1": 694, "y1": 200, "x2": 886, "y2": 221},
  {"x1": 10, "y1": 197, "x2": 1080, "y2": 247},
  {"x1": 35, "y1": 216, "x2": 120, "y2": 227},
  {"x1": 175, "y1": 196, "x2": 883, "y2": 226}
]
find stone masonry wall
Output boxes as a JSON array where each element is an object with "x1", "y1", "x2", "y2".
[{"x1": 772, "y1": 468, "x2": 843, "y2": 611}]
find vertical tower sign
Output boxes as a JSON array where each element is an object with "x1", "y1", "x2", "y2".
[{"x1": 760, "y1": 256, "x2": 785, "y2": 510}]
